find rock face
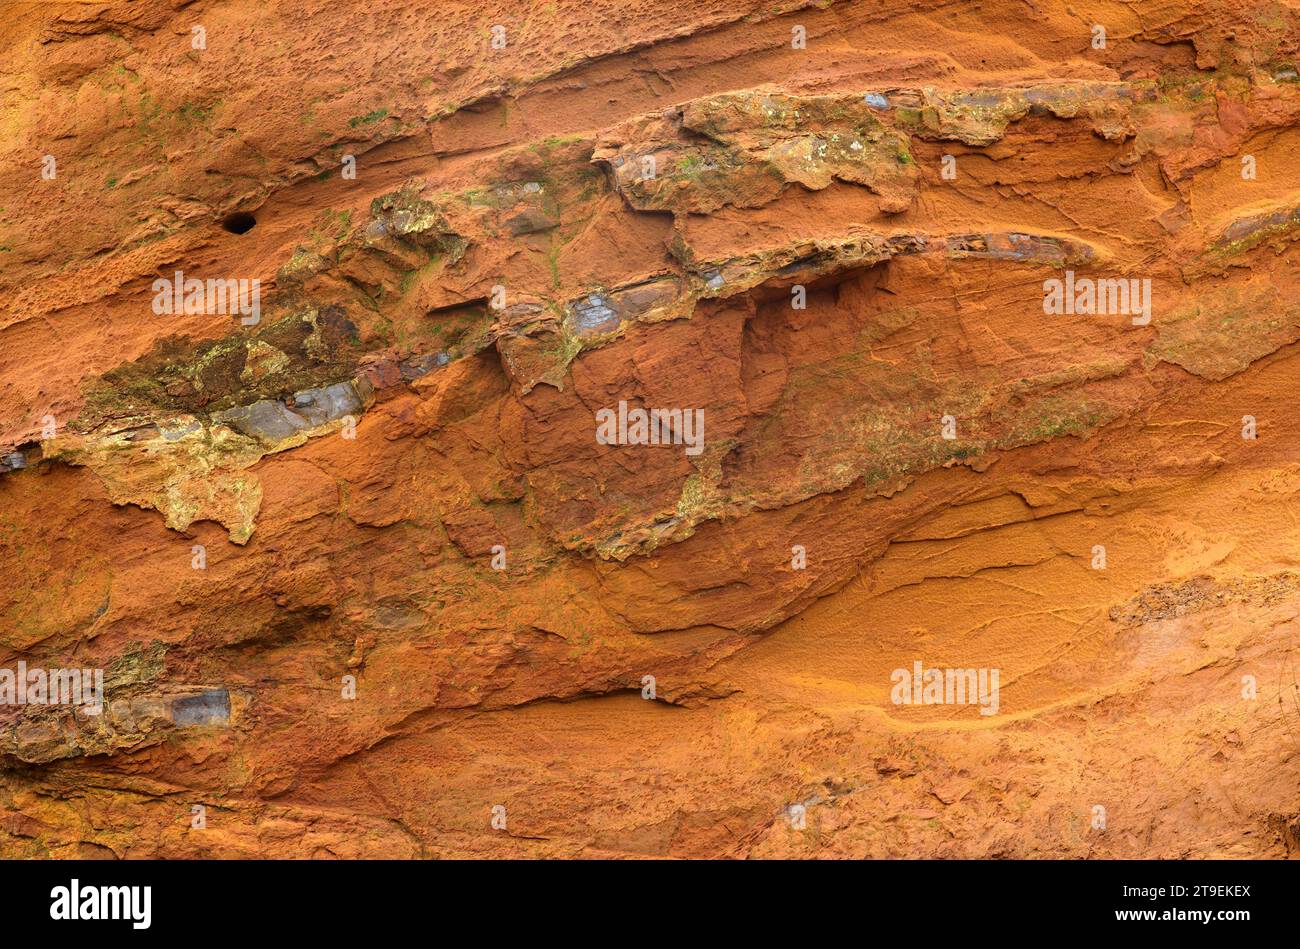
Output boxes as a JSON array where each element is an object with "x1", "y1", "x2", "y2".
[{"x1": 1, "y1": 0, "x2": 1299, "y2": 859}]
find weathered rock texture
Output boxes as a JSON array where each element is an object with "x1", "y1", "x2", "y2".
[{"x1": 1, "y1": 0, "x2": 1299, "y2": 858}]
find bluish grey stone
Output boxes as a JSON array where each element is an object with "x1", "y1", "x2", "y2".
[
  {"x1": 572, "y1": 293, "x2": 619, "y2": 331},
  {"x1": 162, "y1": 421, "x2": 202, "y2": 442},
  {"x1": 292, "y1": 382, "x2": 362, "y2": 427},
  {"x1": 215, "y1": 382, "x2": 361, "y2": 443},
  {"x1": 171, "y1": 689, "x2": 230, "y2": 727},
  {"x1": 216, "y1": 400, "x2": 309, "y2": 442}
]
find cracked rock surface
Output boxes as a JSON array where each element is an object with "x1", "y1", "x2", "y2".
[{"x1": 1, "y1": 0, "x2": 1299, "y2": 858}]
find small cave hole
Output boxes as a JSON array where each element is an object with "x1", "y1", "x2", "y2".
[{"x1": 221, "y1": 212, "x2": 257, "y2": 234}]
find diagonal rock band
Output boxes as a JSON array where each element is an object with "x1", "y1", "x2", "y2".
[{"x1": 0, "y1": 0, "x2": 1297, "y2": 862}]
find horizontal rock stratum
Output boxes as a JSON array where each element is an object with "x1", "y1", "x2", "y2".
[{"x1": 1, "y1": 0, "x2": 1298, "y2": 859}]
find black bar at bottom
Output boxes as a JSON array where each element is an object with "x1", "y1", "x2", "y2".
[{"x1": 0, "y1": 857, "x2": 1287, "y2": 937}]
